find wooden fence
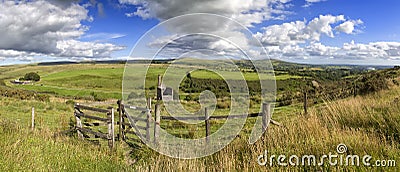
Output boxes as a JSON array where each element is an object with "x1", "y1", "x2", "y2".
[
  {"x1": 117, "y1": 99, "x2": 152, "y2": 143},
  {"x1": 74, "y1": 103, "x2": 115, "y2": 149},
  {"x1": 74, "y1": 100, "x2": 281, "y2": 150},
  {"x1": 73, "y1": 75, "x2": 282, "y2": 150}
]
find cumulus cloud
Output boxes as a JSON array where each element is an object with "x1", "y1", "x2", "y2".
[
  {"x1": 0, "y1": 0, "x2": 124, "y2": 61},
  {"x1": 341, "y1": 41, "x2": 400, "y2": 60},
  {"x1": 0, "y1": 49, "x2": 40, "y2": 60},
  {"x1": 306, "y1": 42, "x2": 339, "y2": 56},
  {"x1": 146, "y1": 33, "x2": 245, "y2": 60},
  {"x1": 307, "y1": 14, "x2": 345, "y2": 39},
  {"x1": 119, "y1": 0, "x2": 293, "y2": 60},
  {"x1": 119, "y1": 0, "x2": 292, "y2": 28},
  {"x1": 254, "y1": 21, "x2": 308, "y2": 46},
  {"x1": 335, "y1": 19, "x2": 363, "y2": 34},
  {"x1": 252, "y1": 15, "x2": 399, "y2": 63},
  {"x1": 255, "y1": 15, "x2": 361, "y2": 46},
  {"x1": 0, "y1": 1, "x2": 88, "y2": 54},
  {"x1": 119, "y1": 0, "x2": 399, "y2": 64},
  {"x1": 265, "y1": 40, "x2": 400, "y2": 62},
  {"x1": 57, "y1": 40, "x2": 125, "y2": 58}
]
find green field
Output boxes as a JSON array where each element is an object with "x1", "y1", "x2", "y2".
[
  {"x1": 1, "y1": 62, "x2": 303, "y2": 101},
  {"x1": 1, "y1": 83, "x2": 399, "y2": 171},
  {"x1": 190, "y1": 69, "x2": 302, "y2": 80},
  {"x1": 0, "y1": 61, "x2": 399, "y2": 171}
]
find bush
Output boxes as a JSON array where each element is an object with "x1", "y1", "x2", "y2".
[
  {"x1": 184, "y1": 95, "x2": 193, "y2": 101},
  {"x1": 149, "y1": 86, "x2": 156, "y2": 90},
  {"x1": 35, "y1": 94, "x2": 50, "y2": 102},
  {"x1": 24, "y1": 72, "x2": 40, "y2": 81},
  {"x1": 66, "y1": 100, "x2": 75, "y2": 105},
  {"x1": 216, "y1": 101, "x2": 230, "y2": 109}
]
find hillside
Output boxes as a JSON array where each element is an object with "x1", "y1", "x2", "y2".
[
  {"x1": 0, "y1": 61, "x2": 399, "y2": 171},
  {"x1": 0, "y1": 77, "x2": 398, "y2": 171}
]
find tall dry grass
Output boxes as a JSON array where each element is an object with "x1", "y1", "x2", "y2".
[
  {"x1": 132, "y1": 88, "x2": 400, "y2": 171},
  {"x1": 0, "y1": 87, "x2": 398, "y2": 171}
]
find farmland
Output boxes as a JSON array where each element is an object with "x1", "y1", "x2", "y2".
[{"x1": 0, "y1": 60, "x2": 399, "y2": 171}]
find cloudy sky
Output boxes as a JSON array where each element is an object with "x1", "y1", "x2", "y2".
[{"x1": 1, "y1": 0, "x2": 400, "y2": 65}]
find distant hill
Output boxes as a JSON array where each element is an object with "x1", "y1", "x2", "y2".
[{"x1": 36, "y1": 58, "x2": 394, "y2": 70}]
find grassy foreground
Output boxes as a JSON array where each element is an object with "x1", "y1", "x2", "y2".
[
  {"x1": 0, "y1": 86, "x2": 399, "y2": 171},
  {"x1": 132, "y1": 87, "x2": 400, "y2": 171}
]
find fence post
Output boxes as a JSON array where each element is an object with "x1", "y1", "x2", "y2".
[
  {"x1": 147, "y1": 97, "x2": 152, "y2": 111},
  {"x1": 303, "y1": 91, "x2": 308, "y2": 115},
  {"x1": 205, "y1": 107, "x2": 210, "y2": 143},
  {"x1": 154, "y1": 103, "x2": 160, "y2": 144},
  {"x1": 31, "y1": 107, "x2": 35, "y2": 130},
  {"x1": 157, "y1": 75, "x2": 162, "y2": 101},
  {"x1": 74, "y1": 104, "x2": 84, "y2": 139},
  {"x1": 107, "y1": 108, "x2": 115, "y2": 150},
  {"x1": 117, "y1": 100, "x2": 124, "y2": 141},
  {"x1": 262, "y1": 103, "x2": 271, "y2": 132},
  {"x1": 146, "y1": 109, "x2": 151, "y2": 143}
]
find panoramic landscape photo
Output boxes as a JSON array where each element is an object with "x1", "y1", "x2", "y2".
[{"x1": 0, "y1": 0, "x2": 399, "y2": 171}]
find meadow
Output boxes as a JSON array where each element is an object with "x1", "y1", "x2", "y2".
[{"x1": 0, "y1": 60, "x2": 399, "y2": 171}]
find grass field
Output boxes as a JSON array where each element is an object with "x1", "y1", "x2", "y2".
[
  {"x1": 0, "y1": 85, "x2": 398, "y2": 171},
  {"x1": 189, "y1": 69, "x2": 302, "y2": 80},
  {"x1": 0, "y1": 62, "x2": 399, "y2": 171},
  {"x1": 1, "y1": 63, "x2": 303, "y2": 101}
]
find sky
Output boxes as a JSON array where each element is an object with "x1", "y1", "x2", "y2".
[{"x1": 1, "y1": 0, "x2": 400, "y2": 66}]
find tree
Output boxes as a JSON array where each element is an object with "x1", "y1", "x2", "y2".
[{"x1": 24, "y1": 72, "x2": 40, "y2": 81}]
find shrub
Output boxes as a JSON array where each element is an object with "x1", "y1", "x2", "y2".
[
  {"x1": 66, "y1": 100, "x2": 75, "y2": 105},
  {"x1": 184, "y1": 95, "x2": 193, "y2": 101},
  {"x1": 35, "y1": 94, "x2": 50, "y2": 102},
  {"x1": 216, "y1": 101, "x2": 230, "y2": 109},
  {"x1": 149, "y1": 86, "x2": 156, "y2": 90},
  {"x1": 24, "y1": 72, "x2": 40, "y2": 81}
]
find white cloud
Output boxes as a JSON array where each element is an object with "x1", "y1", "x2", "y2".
[
  {"x1": 125, "y1": 12, "x2": 135, "y2": 17},
  {"x1": 57, "y1": 40, "x2": 125, "y2": 58},
  {"x1": 119, "y1": 0, "x2": 400, "y2": 64},
  {"x1": 303, "y1": 0, "x2": 326, "y2": 8},
  {"x1": 341, "y1": 41, "x2": 400, "y2": 59},
  {"x1": 254, "y1": 20, "x2": 308, "y2": 46},
  {"x1": 263, "y1": 40, "x2": 400, "y2": 62},
  {"x1": 335, "y1": 19, "x2": 363, "y2": 34},
  {"x1": 0, "y1": 0, "x2": 125, "y2": 61},
  {"x1": 0, "y1": 49, "x2": 39, "y2": 59},
  {"x1": 119, "y1": 0, "x2": 293, "y2": 28},
  {"x1": 253, "y1": 15, "x2": 400, "y2": 63},
  {"x1": 0, "y1": 1, "x2": 88, "y2": 54},
  {"x1": 119, "y1": 0, "x2": 294, "y2": 61},
  {"x1": 255, "y1": 15, "x2": 361, "y2": 46},
  {"x1": 306, "y1": 0, "x2": 325, "y2": 2},
  {"x1": 81, "y1": 33, "x2": 126, "y2": 42},
  {"x1": 307, "y1": 15, "x2": 345, "y2": 39},
  {"x1": 306, "y1": 42, "x2": 339, "y2": 56}
]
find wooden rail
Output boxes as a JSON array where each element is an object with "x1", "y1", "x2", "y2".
[
  {"x1": 75, "y1": 104, "x2": 110, "y2": 113},
  {"x1": 74, "y1": 100, "x2": 282, "y2": 151},
  {"x1": 74, "y1": 111, "x2": 109, "y2": 122},
  {"x1": 72, "y1": 74, "x2": 283, "y2": 151},
  {"x1": 74, "y1": 103, "x2": 115, "y2": 151},
  {"x1": 160, "y1": 112, "x2": 261, "y2": 121}
]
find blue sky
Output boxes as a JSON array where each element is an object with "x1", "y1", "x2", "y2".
[{"x1": 1, "y1": 0, "x2": 400, "y2": 65}]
